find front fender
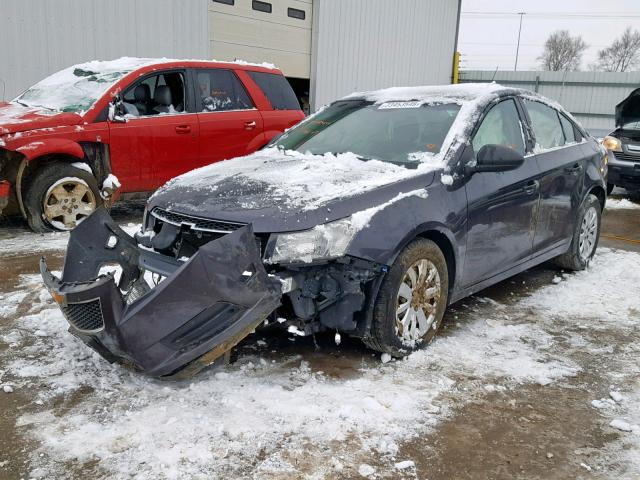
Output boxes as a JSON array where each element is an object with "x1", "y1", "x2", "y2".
[{"x1": 16, "y1": 138, "x2": 84, "y2": 161}]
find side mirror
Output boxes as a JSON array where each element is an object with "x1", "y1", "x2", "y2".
[
  {"x1": 468, "y1": 144, "x2": 524, "y2": 174},
  {"x1": 107, "y1": 95, "x2": 127, "y2": 123}
]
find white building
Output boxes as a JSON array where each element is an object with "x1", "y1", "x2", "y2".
[{"x1": 1, "y1": 0, "x2": 461, "y2": 111}]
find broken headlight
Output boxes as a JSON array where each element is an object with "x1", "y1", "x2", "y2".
[{"x1": 266, "y1": 218, "x2": 357, "y2": 264}]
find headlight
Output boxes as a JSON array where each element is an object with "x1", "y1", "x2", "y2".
[
  {"x1": 602, "y1": 136, "x2": 622, "y2": 152},
  {"x1": 266, "y1": 218, "x2": 358, "y2": 264}
]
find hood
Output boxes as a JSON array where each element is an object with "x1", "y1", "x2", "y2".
[
  {"x1": 615, "y1": 88, "x2": 640, "y2": 128},
  {"x1": 0, "y1": 102, "x2": 82, "y2": 135},
  {"x1": 148, "y1": 149, "x2": 439, "y2": 233}
]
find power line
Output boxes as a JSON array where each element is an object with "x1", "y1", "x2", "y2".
[{"x1": 462, "y1": 11, "x2": 640, "y2": 18}]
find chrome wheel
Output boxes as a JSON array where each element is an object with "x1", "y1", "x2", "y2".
[
  {"x1": 395, "y1": 259, "x2": 441, "y2": 342},
  {"x1": 43, "y1": 177, "x2": 97, "y2": 230},
  {"x1": 578, "y1": 206, "x2": 598, "y2": 261}
]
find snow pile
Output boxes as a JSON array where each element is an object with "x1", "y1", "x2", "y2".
[
  {"x1": 606, "y1": 198, "x2": 640, "y2": 210},
  {"x1": 521, "y1": 248, "x2": 640, "y2": 326}
]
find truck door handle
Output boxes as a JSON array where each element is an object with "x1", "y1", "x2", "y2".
[
  {"x1": 564, "y1": 163, "x2": 583, "y2": 174},
  {"x1": 175, "y1": 125, "x2": 191, "y2": 134},
  {"x1": 523, "y1": 180, "x2": 539, "y2": 195},
  {"x1": 244, "y1": 121, "x2": 257, "y2": 130}
]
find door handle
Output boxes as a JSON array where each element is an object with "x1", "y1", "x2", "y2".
[
  {"x1": 564, "y1": 163, "x2": 583, "y2": 174},
  {"x1": 175, "y1": 125, "x2": 191, "y2": 134},
  {"x1": 244, "y1": 121, "x2": 257, "y2": 130},
  {"x1": 523, "y1": 180, "x2": 539, "y2": 195}
]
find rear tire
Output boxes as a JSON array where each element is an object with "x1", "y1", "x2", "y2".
[
  {"x1": 363, "y1": 238, "x2": 449, "y2": 357},
  {"x1": 25, "y1": 162, "x2": 102, "y2": 232},
  {"x1": 554, "y1": 193, "x2": 601, "y2": 271}
]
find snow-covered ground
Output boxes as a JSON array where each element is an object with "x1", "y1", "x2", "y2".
[{"x1": 0, "y1": 218, "x2": 638, "y2": 479}]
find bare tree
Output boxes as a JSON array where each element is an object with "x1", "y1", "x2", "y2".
[
  {"x1": 596, "y1": 27, "x2": 640, "y2": 72},
  {"x1": 538, "y1": 30, "x2": 588, "y2": 71}
]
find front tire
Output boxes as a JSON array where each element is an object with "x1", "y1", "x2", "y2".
[
  {"x1": 364, "y1": 238, "x2": 449, "y2": 357},
  {"x1": 25, "y1": 162, "x2": 102, "y2": 232},
  {"x1": 554, "y1": 193, "x2": 601, "y2": 271}
]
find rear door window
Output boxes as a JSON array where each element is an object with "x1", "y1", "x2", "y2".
[
  {"x1": 524, "y1": 100, "x2": 565, "y2": 150},
  {"x1": 472, "y1": 99, "x2": 525, "y2": 156},
  {"x1": 195, "y1": 69, "x2": 254, "y2": 112},
  {"x1": 247, "y1": 71, "x2": 300, "y2": 110}
]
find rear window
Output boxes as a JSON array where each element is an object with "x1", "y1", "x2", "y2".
[
  {"x1": 248, "y1": 72, "x2": 300, "y2": 110},
  {"x1": 524, "y1": 100, "x2": 565, "y2": 150}
]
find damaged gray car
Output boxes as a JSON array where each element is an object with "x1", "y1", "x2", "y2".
[{"x1": 41, "y1": 84, "x2": 607, "y2": 377}]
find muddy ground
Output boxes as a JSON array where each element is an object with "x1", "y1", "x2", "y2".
[{"x1": 0, "y1": 193, "x2": 638, "y2": 480}]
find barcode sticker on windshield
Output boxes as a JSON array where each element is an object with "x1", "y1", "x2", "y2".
[{"x1": 378, "y1": 101, "x2": 423, "y2": 109}]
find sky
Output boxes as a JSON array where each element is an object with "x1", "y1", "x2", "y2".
[{"x1": 458, "y1": 0, "x2": 640, "y2": 71}]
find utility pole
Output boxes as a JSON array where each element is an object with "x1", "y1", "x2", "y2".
[{"x1": 514, "y1": 12, "x2": 525, "y2": 71}]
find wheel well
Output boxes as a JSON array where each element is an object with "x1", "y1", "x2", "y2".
[
  {"x1": 589, "y1": 185, "x2": 606, "y2": 211},
  {"x1": 418, "y1": 230, "x2": 456, "y2": 297}
]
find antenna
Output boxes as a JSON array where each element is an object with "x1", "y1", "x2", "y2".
[
  {"x1": 490, "y1": 66, "x2": 499, "y2": 82},
  {"x1": 514, "y1": 12, "x2": 526, "y2": 71}
]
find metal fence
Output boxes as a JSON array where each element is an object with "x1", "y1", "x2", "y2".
[{"x1": 459, "y1": 70, "x2": 640, "y2": 137}]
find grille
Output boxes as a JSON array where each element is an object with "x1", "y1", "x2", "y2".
[
  {"x1": 615, "y1": 152, "x2": 640, "y2": 163},
  {"x1": 151, "y1": 208, "x2": 247, "y2": 233},
  {"x1": 62, "y1": 299, "x2": 104, "y2": 332}
]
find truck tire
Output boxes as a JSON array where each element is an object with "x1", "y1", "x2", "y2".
[
  {"x1": 363, "y1": 238, "x2": 449, "y2": 357},
  {"x1": 554, "y1": 193, "x2": 601, "y2": 271},
  {"x1": 25, "y1": 162, "x2": 102, "y2": 232}
]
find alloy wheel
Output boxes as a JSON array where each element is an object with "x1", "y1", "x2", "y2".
[
  {"x1": 395, "y1": 258, "x2": 441, "y2": 342},
  {"x1": 43, "y1": 177, "x2": 97, "y2": 230},
  {"x1": 578, "y1": 206, "x2": 598, "y2": 262}
]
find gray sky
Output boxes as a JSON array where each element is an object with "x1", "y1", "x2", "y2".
[{"x1": 459, "y1": 0, "x2": 640, "y2": 71}]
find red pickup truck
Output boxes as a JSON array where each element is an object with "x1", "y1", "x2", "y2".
[{"x1": 0, "y1": 58, "x2": 304, "y2": 231}]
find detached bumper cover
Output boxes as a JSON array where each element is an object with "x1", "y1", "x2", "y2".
[{"x1": 41, "y1": 208, "x2": 281, "y2": 377}]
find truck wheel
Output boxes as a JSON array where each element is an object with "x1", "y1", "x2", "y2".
[
  {"x1": 554, "y1": 194, "x2": 601, "y2": 271},
  {"x1": 364, "y1": 238, "x2": 449, "y2": 357},
  {"x1": 25, "y1": 162, "x2": 102, "y2": 232}
]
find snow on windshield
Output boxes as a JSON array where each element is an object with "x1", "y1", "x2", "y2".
[
  {"x1": 14, "y1": 57, "x2": 158, "y2": 114},
  {"x1": 156, "y1": 83, "x2": 504, "y2": 213}
]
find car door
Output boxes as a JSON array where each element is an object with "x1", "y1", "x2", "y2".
[
  {"x1": 463, "y1": 98, "x2": 541, "y2": 287},
  {"x1": 521, "y1": 99, "x2": 586, "y2": 254},
  {"x1": 108, "y1": 70, "x2": 199, "y2": 192},
  {"x1": 192, "y1": 68, "x2": 264, "y2": 166}
]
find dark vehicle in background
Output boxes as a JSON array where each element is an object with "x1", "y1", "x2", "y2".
[
  {"x1": 41, "y1": 84, "x2": 607, "y2": 378},
  {"x1": 0, "y1": 58, "x2": 303, "y2": 231},
  {"x1": 603, "y1": 87, "x2": 640, "y2": 193}
]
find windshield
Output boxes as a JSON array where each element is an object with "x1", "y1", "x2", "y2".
[
  {"x1": 273, "y1": 100, "x2": 461, "y2": 165},
  {"x1": 622, "y1": 120, "x2": 640, "y2": 131},
  {"x1": 14, "y1": 62, "x2": 140, "y2": 113}
]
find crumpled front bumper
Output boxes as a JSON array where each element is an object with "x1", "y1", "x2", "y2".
[{"x1": 40, "y1": 208, "x2": 282, "y2": 378}]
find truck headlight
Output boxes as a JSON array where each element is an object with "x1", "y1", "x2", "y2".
[
  {"x1": 266, "y1": 218, "x2": 358, "y2": 264},
  {"x1": 602, "y1": 136, "x2": 622, "y2": 152}
]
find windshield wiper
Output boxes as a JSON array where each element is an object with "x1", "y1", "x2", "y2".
[{"x1": 14, "y1": 100, "x2": 30, "y2": 108}]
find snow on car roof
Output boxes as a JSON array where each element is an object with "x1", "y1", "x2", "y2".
[
  {"x1": 14, "y1": 57, "x2": 280, "y2": 115},
  {"x1": 344, "y1": 82, "x2": 505, "y2": 104}
]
